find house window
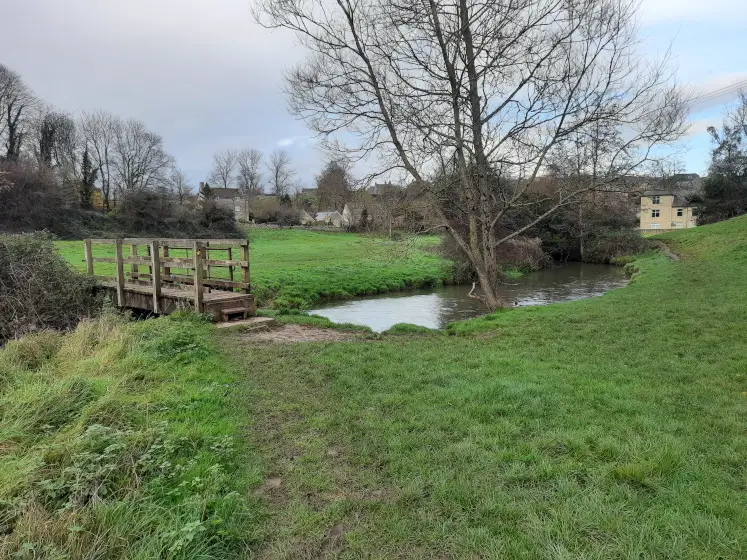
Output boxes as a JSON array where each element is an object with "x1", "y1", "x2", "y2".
[
  {"x1": 651, "y1": 223, "x2": 660, "y2": 229},
  {"x1": 676, "y1": 208, "x2": 683, "y2": 217},
  {"x1": 651, "y1": 209, "x2": 660, "y2": 218},
  {"x1": 235, "y1": 205, "x2": 241, "y2": 212},
  {"x1": 651, "y1": 196, "x2": 660, "y2": 204}
]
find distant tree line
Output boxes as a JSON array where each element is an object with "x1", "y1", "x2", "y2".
[{"x1": 0, "y1": 62, "x2": 238, "y2": 238}]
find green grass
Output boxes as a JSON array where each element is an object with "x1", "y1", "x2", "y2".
[
  {"x1": 56, "y1": 229, "x2": 450, "y2": 309},
  {"x1": 221, "y1": 216, "x2": 747, "y2": 558},
  {"x1": 0, "y1": 312, "x2": 264, "y2": 558}
]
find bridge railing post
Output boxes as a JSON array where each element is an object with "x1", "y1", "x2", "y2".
[
  {"x1": 150, "y1": 240, "x2": 161, "y2": 313},
  {"x1": 240, "y1": 239, "x2": 250, "y2": 294},
  {"x1": 84, "y1": 239, "x2": 94, "y2": 276},
  {"x1": 114, "y1": 238, "x2": 125, "y2": 306},
  {"x1": 192, "y1": 240, "x2": 204, "y2": 313}
]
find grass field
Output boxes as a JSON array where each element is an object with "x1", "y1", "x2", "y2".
[
  {"x1": 223, "y1": 216, "x2": 747, "y2": 558},
  {"x1": 6, "y1": 217, "x2": 746, "y2": 557},
  {"x1": 56, "y1": 229, "x2": 450, "y2": 308}
]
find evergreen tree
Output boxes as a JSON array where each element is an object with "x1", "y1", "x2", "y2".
[
  {"x1": 79, "y1": 147, "x2": 97, "y2": 210},
  {"x1": 200, "y1": 181, "x2": 215, "y2": 200}
]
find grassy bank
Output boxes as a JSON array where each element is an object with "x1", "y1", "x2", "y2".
[
  {"x1": 56, "y1": 229, "x2": 450, "y2": 309},
  {"x1": 223, "y1": 216, "x2": 747, "y2": 558},
  {"x1": 0, "y1": 312, "x2": 263, "y2": 558}
]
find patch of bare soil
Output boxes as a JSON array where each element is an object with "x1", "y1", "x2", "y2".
[{"x1": 242, "y1": 323, "x2": 355, "y2": 343}]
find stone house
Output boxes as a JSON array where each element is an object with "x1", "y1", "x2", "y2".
[
  {"x1": 639, "y1": 190, "x2": 697, "y2": 231},
  {"x1": 198, "y1": 184, "x2": 248, "y2": 221},
  {"x1": 314, "y1": 210, "x2": 346, "y2": 227}
]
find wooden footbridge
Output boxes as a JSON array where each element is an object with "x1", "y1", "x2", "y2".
[{"x1": 83, "y1": 238, "x2": 254, "y2": 321}]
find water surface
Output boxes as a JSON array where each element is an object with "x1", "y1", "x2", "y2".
[{"x1": 308, "y1": 262, "x2": 628, "y2": 332}]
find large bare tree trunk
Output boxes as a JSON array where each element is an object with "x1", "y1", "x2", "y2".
[{"x1": 255, "y1": 0, "x2": 688, "y2": 309}]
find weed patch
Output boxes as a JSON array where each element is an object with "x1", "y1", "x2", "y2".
[{"x1": 0, "y1": 313, "x2": 263, "y2": 558}]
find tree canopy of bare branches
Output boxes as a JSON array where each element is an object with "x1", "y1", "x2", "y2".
[
  {"x1": 236, "y1": 148, "x2": 263, "y2": 198},
  {"x1": 169, "y1": 168, "x2": 192, "y2": 206},
  {"x1": 266, "y1": 149, "x2": 297, "y2": 197},
  {"x1": 316, "y1": 159, "x2": 352, "y2": 211},
  {"x1": 0, "y1": 64, "x2": 38, "y2": 161},
  {"x1": 79, "y1": 111, "x2": 118, "y2": 210},
  {"x1": 112, "y1": 118, "x2": 174, "y2": 194},
  {"x1": 208, "y1": 148, "x2": 238, "y2": 189},
  {"x1": 255, "y1": 0, "x2": 687, "y2": 308}
]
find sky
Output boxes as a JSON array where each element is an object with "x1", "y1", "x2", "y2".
[{"x1": 1, "y1": 0, "x2": 746, "y2": 188}]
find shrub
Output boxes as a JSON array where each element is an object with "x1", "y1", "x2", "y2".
[
  {"x1": 115, "y1": 190, "x2": 241, "y2": 238},
  {"x1": 582, "y1": 230, "x2": 649, "y2": 264},
  {"x1": 439, "y1": 234, "x2": 551, "y2": 282},
  {"x1": 494, "y1": 236, "x2": 551, "y2": 272},
  {"x1": 276, "y1": 205, "x2": 301, "y2": 227},
  {"x1": 0, "y1": 233, "x2": 101, "y2": 344}
]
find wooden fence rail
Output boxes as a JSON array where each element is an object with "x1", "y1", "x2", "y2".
[{"x1": 83, "y1": 238, "x2": 253, "y2": 319}]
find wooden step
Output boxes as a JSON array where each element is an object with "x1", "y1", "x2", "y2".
[{"x1": 220, "y1": 307, "x2": 250, "y2": 320}]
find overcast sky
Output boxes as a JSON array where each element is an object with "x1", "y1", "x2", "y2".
[{"x1": 2, "y1": 0, "x2": 746, "y2": 188}]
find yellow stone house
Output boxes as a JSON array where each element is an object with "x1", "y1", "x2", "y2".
[{"x1": 639, "y1": 190, "x2": 697, "y2": 231}]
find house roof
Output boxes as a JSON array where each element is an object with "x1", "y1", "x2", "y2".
[
  {"x1": 642, "y1": 190, "x2": 674, "y2": 196},
  {"x1": 366, "y1": 183, "x2": 403, "y2": 196},
  {"x1": 210, "y1": 188, "x2": 241, "y2": 199},
  {"x1": 315, "y1": 211, "x2": 342, "y2": 220}
]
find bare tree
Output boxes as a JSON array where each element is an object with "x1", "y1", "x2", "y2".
[
  {"x1": 236, "y1": 148, "x2": 263, "y2": 218},
  {"x1": 266, "y1": 149, "x2": 297, "y2": 197},
  {"x1": 169, "y1": 168, "x2": 192, "y2": 206},
  {"x1": 372, "y1": 183, "x2": 408, "y2": 238},
  {"x1": 208, "y1": 148, "x2": 238, "y2": 189},
  {"x1": 112, "y1": 118, "x2": 174, "y2": 196},
  {"x1": 316, "y1": 159, "x2": 352, "y2": 211},
  {"x1": 80, "y1": 111, "x2": 118, "y2": 210},
  {"x1": 255, "y1": 0, "x2": 687, "y2": 308},
  {"x1": 0, "y1": 64, "x2": 38, "y2": 160}
]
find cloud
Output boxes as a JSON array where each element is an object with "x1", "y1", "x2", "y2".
[
  {"x1": 687, "y1": 73, "x2": 747, "y2": 114},
  {"x1": 276, "y1": 136, "x2": 314, "y2": 148},
  {"x1": 641, "y1": 0, "x2": 747, "y2": 24},
  {"x1": 685, "y1": 117, "x2": 716, "y2": 138},
  {"x1": 0, "y1": 0, "x2": 310, "y2": 185}
]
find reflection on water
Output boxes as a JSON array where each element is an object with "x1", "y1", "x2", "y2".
[{"x1": 308, "y1": 262, "x2": 629, "y2": 332}]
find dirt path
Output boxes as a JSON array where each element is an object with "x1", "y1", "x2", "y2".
[
  {"x1": 240, "y1": 323, "x2": 357, "y2": 343},
  {"x1": 219, "y1": 329, "x2": 396, "y2": 559}
]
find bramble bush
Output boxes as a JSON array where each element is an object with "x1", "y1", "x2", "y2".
[{"x1": 0, "y1": 233, "x2": 100, "y2": 344}]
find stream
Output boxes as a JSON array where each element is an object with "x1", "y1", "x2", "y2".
[{"x1": 308, "y1": 262, "x2": 629, "y2": 332}]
